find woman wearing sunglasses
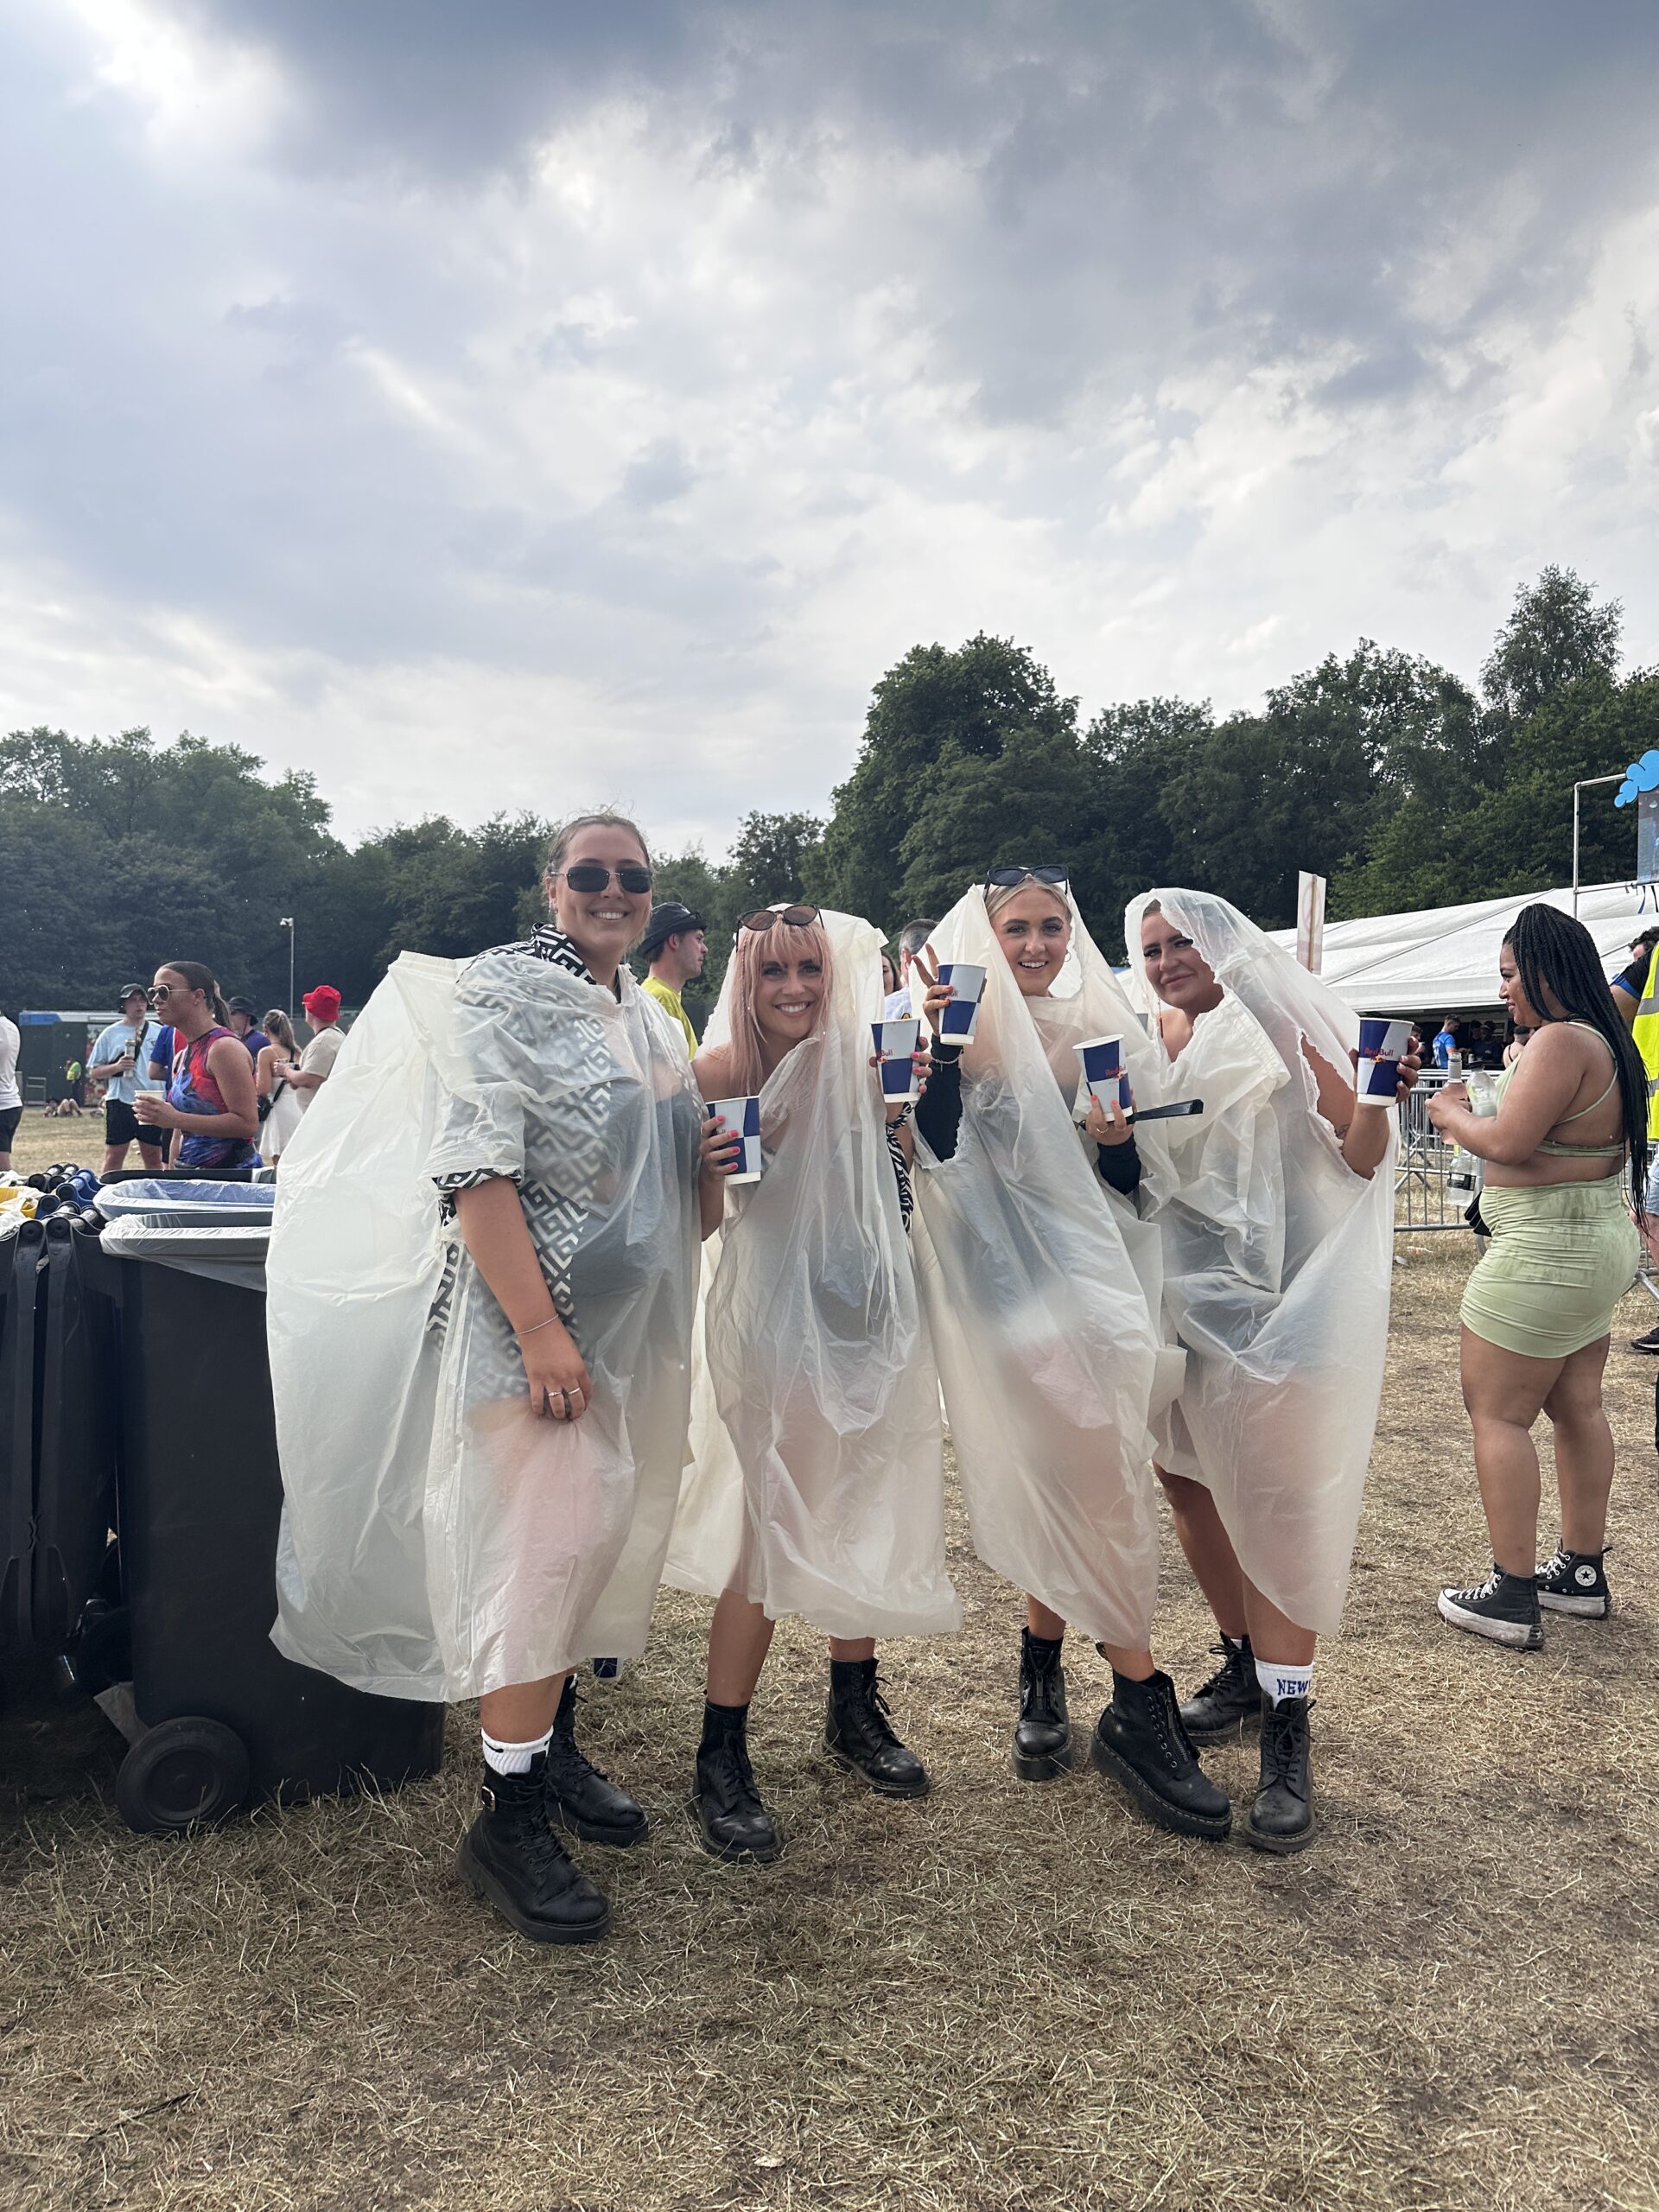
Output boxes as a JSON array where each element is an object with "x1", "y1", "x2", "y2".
[
  {"x1": 1123, "y1": 891, "x2": 1407, "y2": 1853},
  {"x1": 666, "y1": 903, "x2": 959, "y2": 1861},
  {"x1": 271, "y1": 811, "x2": 733, "y2": 1945},
  {"x1": 130, "y1": 962, "x2": 259, "y2": 1172},
  {"x1": 910, "y1": 868, "x2": 1230, "y2": 1840}
]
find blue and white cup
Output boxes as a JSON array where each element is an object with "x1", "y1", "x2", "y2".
[
  {"x1": 935, "y1": 961, "x2": 987, "y2": 1043},
  {"x1": 1356, "y1": 1016, "x2": 1412, "y2": 1108},
  {"x1": 873, "y1": 1018, "x2": 922, "y2": 1103},
  {"x1": 1074, "y1": 1034, "x2": 1125, "y2": 1110},
  {"x1": 708, "y1": 1096, "x2": 764, "y2": 1183}
]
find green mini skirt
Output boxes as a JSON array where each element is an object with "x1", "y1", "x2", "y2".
[{"x1": 1460, "y1": 1178, "x2": 1639, "y2": 1360}]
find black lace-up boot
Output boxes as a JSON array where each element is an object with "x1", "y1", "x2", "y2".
[
  {"x1": 824, "y1": 1658, "x2": 930, "y2": 1798},
  {"x1": 1246, "y1": 1694, "x2": 1316, "y2": 1854},
  {"x1": 457, "y1": 1755, "x2": 611, "y2": 1942},
  {"x1": 544, "y1": 1675, "x2": 648, "y2": 1847},
  {"x1": 1090, "y1": 1669, "x2": 1231, "y2": 1840},
  {"x1": 1179, "y1": 1635, "x2": 1258, "y2": 1740},
  {"x1": 1013, "y1": 1629, "x2": 1073, "y2": 1782},
  {"x1": 691, "y1": 1701, "x2": 784, "y2": 1862}
]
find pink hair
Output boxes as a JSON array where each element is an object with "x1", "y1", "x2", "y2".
[{"x1": 721, "y1": 910, "x2": 835, "y2": 1096}]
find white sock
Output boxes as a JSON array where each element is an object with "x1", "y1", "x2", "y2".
[
  {"x1": 480, "y1": 1726, "x2": 552, "y2": 1776},
  {"x1": 1255, "y1": 1659, "x2": 1313, "y2": 1707}
]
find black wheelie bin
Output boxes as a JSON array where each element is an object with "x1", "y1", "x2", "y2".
[{"x1": 85, "y1": 1201, "x2": 444, "y2": 1832}]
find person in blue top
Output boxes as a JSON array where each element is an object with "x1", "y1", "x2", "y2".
[
  {"x1": 226, "y1": 997, "x2": 271, "y2": 1061},
  {"x1": 1432, "y1": 1018, "x2": 1459, "y2": 1068},
  {"x1": 88, "y1": 985, "x2": 166, "y2": 1175}
]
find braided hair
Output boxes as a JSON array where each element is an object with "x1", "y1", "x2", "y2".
[{"x1": 1503, "y1": 904, "x2": 1650, "y2": 1215}]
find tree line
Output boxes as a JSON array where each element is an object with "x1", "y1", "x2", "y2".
[{"x1": 4, "y1": 567, "x2": 1652, "y2": 1023}]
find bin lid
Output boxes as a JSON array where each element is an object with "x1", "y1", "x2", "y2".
[{"x1": 97, "y1": 1179, "x2": 276, "y2": 1218}]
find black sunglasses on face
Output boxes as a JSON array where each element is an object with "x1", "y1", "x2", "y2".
[
  {"x1": 557, "y1": 863, "x2": 653, "y2": 895},
  {"x1": 737, "y1": 904, "x2": 821, "y2": 933},
  {"x1": 984, "y1": 865, "x2": 1069, "y2": 893}
]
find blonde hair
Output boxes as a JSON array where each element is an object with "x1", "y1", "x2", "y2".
[
  {"x1": 264, "y1": 1008, "x2": 296, "y2": 1054},
  {"x1": 722, "y1": 909, "x2": 834, "y2": 1096},
  {"x1": 985, "y1": 879, "x2": 1071, "y2": 923},
  {"x1": 544, "y1": 810, "x2": 652, "y2": 880}
]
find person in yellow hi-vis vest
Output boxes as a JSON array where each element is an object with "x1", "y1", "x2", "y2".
[
  {"x1": 1616, "y1": 928, "x2": 1659, "y2": 1345},
  {"x1": 638, "y1": 903, "x2": 705, "y2": 1056}
]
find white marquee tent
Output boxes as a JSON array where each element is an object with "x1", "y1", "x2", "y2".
[{"x1": 1267, "y1": 881, "x2": 1659, "y2": 1014}]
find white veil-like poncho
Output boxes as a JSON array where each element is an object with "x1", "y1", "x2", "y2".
[
  {"x1": 909, "y1": 884, "x2": 1179, "y2": 1649},
  {"x1": 268, "y1": 947, "x2": 702, "y2": 1700},
  {"x1": 1123, "y1": 888, "x2": 1395, "y2": 1636},
  {"x1": 666, "y1": 910, "x2": 958, "y2": 1641}
]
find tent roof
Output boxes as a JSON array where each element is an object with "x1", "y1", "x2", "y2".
[{"x1": 1267, "y1": 881, "x2": 1657, "y2": 1014}]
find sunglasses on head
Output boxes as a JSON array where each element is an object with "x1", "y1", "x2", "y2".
[
  {"x1": 557, "y1": 863, "x2": 653, "y2": 895},
  {"x1": 984, "y1": 865, "x2": 1069, "y2": 893},
  {"x1": 737, "y1": 904, "x2": 821, "y2": 933}
]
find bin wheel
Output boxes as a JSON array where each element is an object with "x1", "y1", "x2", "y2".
[{"x1": 116, "y1": 1718, "x2": 251, "y2": 1833}]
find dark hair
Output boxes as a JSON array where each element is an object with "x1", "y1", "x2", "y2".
[
  {"x1": 1503, "y1": 904, "x2": 1650, "y2": 1213},
  {"x1": 160, "y1": 960, "x2": 231, "y2": 1027}
]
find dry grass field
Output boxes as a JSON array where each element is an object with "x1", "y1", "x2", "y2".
[{"x1": 4, "y1": 1229, "x2": 1659, "y2": 2212}]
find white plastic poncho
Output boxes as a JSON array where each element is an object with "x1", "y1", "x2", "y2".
[
  {"x1": 1123, "y1": 888, "x2": 1395, "y2": 1637},
  {"x1": 666, "y1": 911, "x2": 959, "y2": 1641},
  {"x1": 268, "y1": 946, "x2": 702, "y2": 1700},
  {"x1": 910, "y1": 886, "x2": 1178, "y2": 1649}
]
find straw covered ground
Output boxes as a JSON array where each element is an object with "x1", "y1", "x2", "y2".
[{"x1": 4, "y1": 1233, "x2": 1659, "y2": 2212}]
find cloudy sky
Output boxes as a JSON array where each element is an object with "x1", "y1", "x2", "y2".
[{"x1": 4, "y1": 1, "x2": 1656, "y2": 853}]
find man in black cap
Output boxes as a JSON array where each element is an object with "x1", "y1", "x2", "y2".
[
  {"x1": 88, "y1": 985, "x2": 166, "y2": 1175},
  {"x1": 226, "y1": 996, "x2": 271, "y2": 1062},
  {"x1": 637, "y1": 902, "x2": 706, "y2": 1054}
]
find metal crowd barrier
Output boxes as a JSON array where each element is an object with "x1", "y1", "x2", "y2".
[{"x1": 1394, "y1": 1068, "x2": 1477, "y2": 1234}]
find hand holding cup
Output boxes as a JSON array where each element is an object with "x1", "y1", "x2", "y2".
[{"x1": 1085, "y1": 1090, "x2": 1135, "y2": 1146}]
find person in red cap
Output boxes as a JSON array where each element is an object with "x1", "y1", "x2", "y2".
[{"x1": 274, "y1": 985, "x2": 345, "y2": 1115}]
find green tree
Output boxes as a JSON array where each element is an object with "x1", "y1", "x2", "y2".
[{"x1": 1481, "y1": 566, "x2": 1622, "y2": 724}]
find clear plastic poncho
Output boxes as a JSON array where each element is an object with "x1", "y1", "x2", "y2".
[
  {"x1": 1123, "y1": 888, "x2": 1395, "y2": 1636},
  {"x1": 268, "y1": 947, "x2": 702, "y2": 1701},
  {"x1": 909, "y1": 885, "x2": 1179, "y2": 1649},
  {"x1": 666, "y1": 911, "x2": 959, "y2": 1641}
]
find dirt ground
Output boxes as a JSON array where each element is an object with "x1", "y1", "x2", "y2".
[{"x1": 4, "y1": 1232, "x2": 1659, "y2": 2212}]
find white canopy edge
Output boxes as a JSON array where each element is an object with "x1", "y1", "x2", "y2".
[{"x1": 1266, "y1": 880, "x2": 1658, "y2": 1014}]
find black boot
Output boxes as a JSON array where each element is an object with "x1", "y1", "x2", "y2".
[
  {"x1": 1013, "y1": 1629, "x2": 1073, "y2": 1782},
  {"x1": 1090, "y1": 1669, "x2": 1231, "y2": 1840},
  {"x1": 824, "y1": 1658, "x2": 930, "y2": 1798},
  {"x1": 456, "y1": 1755, "x2": 611, "y2": 1943},
  {"x1": 690, "y1": 1702, "x2": 783, "y2": 1862},
  {"x1": 545, "y1": 1675, "x2": 648, "y2": 1847},
  {"x1": 1179, "y1": 1635, "x2": 1258, "y2": 1740},
  {"x1": 1246, "y1": 1694, "x2": 1316, "y2": 1854}
]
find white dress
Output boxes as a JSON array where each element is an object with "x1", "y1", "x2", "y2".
[{"x1": 269, "y1": 936, "x2": 702, "y2": 1700}]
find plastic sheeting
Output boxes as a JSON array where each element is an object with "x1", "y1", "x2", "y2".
[
  {"x1": 99, "y1": 1215, "x2": 270, "y2": 1287},
  {"x1": 910, "y1": 886, "x2": 1178, "y2": 1649},
  {"x1": 268, "y1": 948, "x2": 703, "y2": 1701},
  {"x1": 1124, "y1": 889, "x2": 1395, "y2": 1636},
  {"x1": 98, "y1": 1179, "x2": 275, "y2": 1219},
  {"x1": 666, "y1": 911, "x2": 958, "y2": 1640}
]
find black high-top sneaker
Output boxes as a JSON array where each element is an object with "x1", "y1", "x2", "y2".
[
  {"x1": 824, "y1": 1659, "x2": 930, "y2": 1798},
  {"x1": 1090, "y1": 1669, "x2": 1231, "y2": 1840},
  {"x1": 1013, "y1": 1629, "x2": 1073, "y2": 1782},
  {"x1": 690, "y1": 1707, "x2": 784, "y2": 1863},
  {"x1": 544, "y1": 1675, "x2": 648, "y2": 1847},
  {"x1": 1438, "y1": 1566, "x2": 1543, "y2": 1649},
  {"x1": 1179, "y1": 1636, "x2": 1258, "y2": 1740},
  {"x1": 1535, "y1": 1545, "x2": 1611, "y2": 1618},
  {"x1": 457, "y1": 1755, "x2": 611, "y2": 1943},
  {"x1": 1246, "y1": 1694, "x2": 1315, "y2": 1855}
]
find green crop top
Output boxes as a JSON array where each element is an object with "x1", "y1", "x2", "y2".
[{"x1": 1494, "y1": 1020, "x2": 1625, "y2": 1159}]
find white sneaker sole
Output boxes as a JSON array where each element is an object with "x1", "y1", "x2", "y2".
[
  {"x1": 1437, "y1": 1591, "x2": 1543, "y2": 1648},
  {"x1": 1537, "y1": 1592, "x2": 1610, "y2": 1617}
]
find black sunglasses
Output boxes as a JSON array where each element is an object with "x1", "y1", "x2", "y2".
[
  {"x1": 144, "y1": 985, "x2": 175, "y2": 1006},
  {"x1": 737, "y1": 904, "x2": 821, "y2": 933},
  {"x1": 557, "y1": 863, "x2": 653, "y2": 895},
  {"x1": 984, "y1": 864, "x2": 1069, "y2": 893}
]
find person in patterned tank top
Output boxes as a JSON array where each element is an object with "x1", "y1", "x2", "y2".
[{"x1": 132, "y1": 961, "x2": 259, "y2": 1172}]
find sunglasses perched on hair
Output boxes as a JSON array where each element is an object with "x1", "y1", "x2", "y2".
[
  {"x1": 737, "y1": 904, "x2": 821, "y2": 933},
  {"x1": 984, "y1": 864, "x2": 1069, "y2": 893},
  {"x1": 556, "y1": 863, "x2": 653, "y2": 894}
]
